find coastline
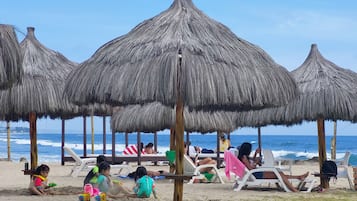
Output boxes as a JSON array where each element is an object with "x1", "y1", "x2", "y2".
[{"x1": 0, "y1": 160, "x2": 356, "y2": 201}]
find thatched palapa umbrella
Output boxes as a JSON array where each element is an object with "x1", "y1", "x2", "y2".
[
  {"x1": 111, "y1": 102, "x2": 237, "y2": 167},
  {"x1": 0, "y1": 24, "x2": 23, "y2": 89},
  {"x1": 0, "y1": 24, "x2": 23, "y2": 161},
  {"x1": 0, "y1": 27, "x2": 78, "y2": 170},
  {"x1": 236, "y1": 44, "x2": 357, "y2": 188},
  {"x1": 64, "y1": 0, "x2": 298, "y2": 200},
  {"x1": 111, "y1": 102, "x2": 236, "y2": 133}
]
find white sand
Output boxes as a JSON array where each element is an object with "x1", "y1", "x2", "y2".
[{"x1": 0, "y1": 160, "x2": 356, "y2": 201}]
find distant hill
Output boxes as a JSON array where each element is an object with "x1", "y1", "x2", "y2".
[{"x1": 0, "y1": 126, "x2": 29, "y2": 133}]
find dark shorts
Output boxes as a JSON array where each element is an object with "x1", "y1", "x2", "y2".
[{"x1": 253, "y1": 172, "x2": 264, "y2": 179}]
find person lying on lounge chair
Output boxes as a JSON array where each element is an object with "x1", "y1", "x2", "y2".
[{"x1": 238, "y1": 142, "x2": 308, "y2": 192}]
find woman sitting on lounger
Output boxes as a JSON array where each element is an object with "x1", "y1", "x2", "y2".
[
  {"x1": 184, "y1": 143, "x2": 216, "y2": 174},
  {"x1": 238, "y1": 142, "x2": 308, "y2": 192}
]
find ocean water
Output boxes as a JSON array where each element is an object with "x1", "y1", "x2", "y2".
[{"x1": 0, "y1": 132, "x2": 356, "y2": 166}]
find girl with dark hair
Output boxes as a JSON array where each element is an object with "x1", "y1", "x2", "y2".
[
  {"x1": 95, "y1": 161, "x2": 134, "y2": 198},
  {"x1": 133, "y1": 166, "x2": 157, "y2": 198},
  {"x1": 238, "y1": 142, "x2": 309, "y2": 192},
  {"x1": 29, "y1": 164, "x2": 54, "y2": 195},
  {"x1": 83, "y1": 155, "x2": 107, "y2": 186}
]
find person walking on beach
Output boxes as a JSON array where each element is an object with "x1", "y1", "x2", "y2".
[{"x1": 238, "y1": 142, "x2": 309, "y2": 192}]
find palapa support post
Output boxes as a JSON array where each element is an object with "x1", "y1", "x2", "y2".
[
  {"x1": 353, "y1": 167, "x2": 357, "y2": 191},
  {"x1": 331, "y1": 121, "x2": 337, "y2": 160},
  {"x1": 154, "y1": 131, "x2": 158, "y2": 153},
  {"x1": 91, "y1": 113, "x2": 94, "y2": 154},
  {"x1": 29, "y1": 112, "x2": 38, "y2": 170},
  {"x1": 137, "y1": 132, "x2": 142, "y2": 165},
  {"x1": 125, "y1": 132, "x2": 129, "y2": 147},
  {"x1": 103, "y1": 116, "x2": 106, "y2": 154},
  {"x1": 112, "y1": 130, "x2": 115, "y2": 165},
  {"x1": 83, "y1": 115, "x2": 87, "y2": 157},
  {"x1": 173, "y1": 49, "x2": 184, "y2": 201},
  {"x1": 317, "y1": 118, "x2": 328, "y2": 188},
  {"x1": 186, "y1": 131, "x2": 190, "y2": 152},
  {"x1": 61, "y1": 119, "x2": 65, "y2": 166},
  {"x1": 7, "y1": 121, "x2": 10, "y2": 161},
  {"x1": 154, "y1": 131, "x2": 158, "y2": 165},
  {"x1": 216, "y1": 131, "x2": 221, "y2": 168},
  {"x1": 169, "y1": 128, "x2": 176, "y2": 173},
  {"x1": 174, "y1": 98, "x2": 184, "y2": 201},
  {"x1": 258, "y1": 127, "x2": 262, "y2": 158}
]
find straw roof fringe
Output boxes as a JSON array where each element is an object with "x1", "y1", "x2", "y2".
[
  {"x1": 235, "y1": 44, "x2": 357, "y2": 127},
  {"x1": 0, "y1": 24, "x2": 23, "y2": 89},
  {"x1": 65, "y1": 0, "x2": 298, "y2": 111},
  {"x1": 0, "y1": 27, "x2": 79, "y2": 120},
  {"x1": 111, "y1": 102, "x2": 237, "y2": 133}
]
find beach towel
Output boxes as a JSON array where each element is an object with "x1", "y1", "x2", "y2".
[
  {"x1": 123, "y1": 145, "x2": 144, "y2": 155},
  {"x1": 224, "y1": 151, "x2": 245, "y2": 180}
]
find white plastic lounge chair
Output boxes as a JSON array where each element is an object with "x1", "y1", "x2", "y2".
[
  {"x1": 224, "y1": 151, "x2": 315, "y2": 192},
  {"x1": 183, "y1": 155, "x2": 224, "y2": 184},
  {"x1": 64, "y1": 146, "x2": 132, "y2": 177},
  {"x1": 335, "y1": 152, "x2": 354, "y2": 190},
  {"x1": 262, "y1": 149, "x2": 292, "y2": 175},
  {"x1": 63, "y1": 146, "x2": 97, "y2": 177}
]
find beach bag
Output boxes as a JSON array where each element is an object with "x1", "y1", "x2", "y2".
[{"x1": 321, "y1": 160, "x2": 337, "y2": 181}]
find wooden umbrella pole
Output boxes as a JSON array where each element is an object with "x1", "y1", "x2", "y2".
[
  {"x1": 186, "y1": 132, "x2": 189, "y2": 155},
  {"x1": 125, "y1": 132, "x2": 128, "y2": 147},
  {"x1": 29, "y1": 112, "x2": 38, "y2": 170},
  {"x1": 112, "y1": 130, "x2": 115, "y2": 165},
  {"x1": 332, "y1": 121, "x2": 337, "y2": 160},
  {"x1": 258, "y1": 127, "x2": 262, "y2": 158},
  {"x1": 103, "y1": 116, "x2": 106, "y2": 154},
  {"x1": 61, "y1": 119, "x2": 65, "y2": 166},
  {"x1": 137, "y1": 132, "x2": 142, "y2": 165},
  {"x1": 317, "y1": 118, "x2": 328, "y2": 188},
  {"x1": 173, "y1": 49, "x2": 184, "y2": 201},
  {"x1": 83, "y1": 115, "x2": 87, "y2": 157},
  {"x1": 169, "y1": 128, "x2": 176, "y2": 173},
  {"x1": 154, "y1": 131, "x2": 158, "y2": 153},
  {"x1": 174, "y1": 98, "x2": 184, "y2": 201},
  {"x1": 217, "y1": 131, "x2": 221, "y2": 168},
  {"x1": 7, "y1": 121, "x2": 10, "y2": 161},
  {"x1": 91, "y1": 113, "x2": 94, "y2": 154}
]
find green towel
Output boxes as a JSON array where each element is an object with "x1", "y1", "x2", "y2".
[{"x1": 203, "y1": 173, "x2": 214, "y2": 181}]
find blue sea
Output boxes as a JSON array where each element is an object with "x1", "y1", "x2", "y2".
[{"x1": 0, "y1": 132, "x2": 356, "y2": 166}]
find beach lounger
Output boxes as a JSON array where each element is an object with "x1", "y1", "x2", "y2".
[
  {"x1": 335, "y1": 152, "x2": 354, "y2": 190},
  {"x1": 183, "y1": 155, "x2": 224, "y2": 184},
  {"x1": 63, "y1": 146, "x2": 132, "y2": 177},
  {"x1": 224, "y1": 151, "x2": 315, "y2": 192}
]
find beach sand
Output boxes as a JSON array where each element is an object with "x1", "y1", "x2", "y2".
[{"x1": 0, "y1": 160, "x2": 356, "y2": 201}]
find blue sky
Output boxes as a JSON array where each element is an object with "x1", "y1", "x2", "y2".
[{"x1": 1, "y1": 0, "x2": 357, "y2": 135}]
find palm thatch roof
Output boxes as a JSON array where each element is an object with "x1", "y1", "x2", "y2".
[
  {"x1": 111, "y1": 102, "x2": 237, "y2": 133},
  {"x1": 235, "y1": 44, "x2": 357, "y2": 127},
  {"x1": 0, "y1": 27, "x2": 79, "y2": 120},
  {"x1": 0, "y1": 24, "x2": 23, "y2": 89},
  {"x1": 65, "y1": 0, "x2": 298, "y2": 111}
]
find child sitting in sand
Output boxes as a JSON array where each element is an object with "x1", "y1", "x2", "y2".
[
  {"x1": 95, "y1": 161, "x2": 134, "y2": 198},
  {"x1": 133, "y1": 166, "x2": 157, "y2": 198},
  {"x1": 29, "y1": 164, "x2": 55, "y2": 195},
  {"x1": 83, "y1": 155, "x2": 106, "y2": 186}
]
